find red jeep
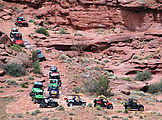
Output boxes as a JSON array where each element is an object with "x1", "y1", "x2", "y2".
[{"x1": 94, "y1": 97, "x2": 113, "y2": 109}]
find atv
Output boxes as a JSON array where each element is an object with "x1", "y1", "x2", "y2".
[
  {"x1": 49, "y1": 67, "x2": 59, "y2": 77},
  {"x1": 15, "y1": 17, "x2": 29, "y2": 27},
  {"x1": 30, "y1": 82, "x2": 43, "y2": 97},
  {"x1": 32, "y1": 89, "x2": 44, "y2": 104},
  {"x1": 94, "y1": 97, "x2": 113, "y2": 109},
  {"x1": 39, "y1": 98, "x2": 59, "y2": 108},
  {"x1": 65, "y1": 94, "x2": 86, "y2": 107},
  {"x1": 49, "y1": 86, "x2": 59, "y2": 98},
  {"x1": 12, "y1": 33, "x2": 25, "y2": 47},
  {"x1": 48, "y1": 79, "x2": 61, "y2": 91},
  {"x1": 10, "y1": 27, "x2": 19, "y2": 38},
  {"x1": 123, "y1": 98, "x2": 144, "y2": 111},
  {"x1": 36, "y1": 49, "x2": 46, "y2": 62}
]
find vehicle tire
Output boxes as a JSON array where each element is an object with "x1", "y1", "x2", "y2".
[
  {"x1": 68, "y1": 103, "x2": 73, "y2": 107},
  {"x1": 34, "y1": 100, "x2": 37, "y2": 104},
  {"x1": 26, "y1": 23, "x2": 29, "y2": 27},
  {"x1": 32, "y1": 97, "x2": 34, "y2": 101},
  {"x1": 138, "y1": 106, "x2": 144, "y2": 111},
  {"x1": 39, "y1": 104, "x2": 44, "y2": 108},
  {"x1": 108, "y1": 105, "x2": 113, "y2": 110},
  {"x1": 126, "y1": 106, "x2": 131, "y2": 111},
  {"x1": 15, "y1": 22, "x2": 18, "y2": 26},
  {"x1": 48, "y1": 87, "x2": 50, "y2": 91},
  {"x1": 82, "y1": 103, "x2": 86, "y2": 107},
  {"x1": 51, "y1": 103, "x2": 56, "y2": 108}
]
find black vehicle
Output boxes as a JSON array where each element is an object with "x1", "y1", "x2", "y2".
[
  {"x1": 39, "y1": 98, "x2": 59, "y2": 108},
  {"x1": 49, "y1": 86, "x2": 59, "y2": 98},
  {"x1": 15, "y1": 17, "x2": 29, "y2": 27},
  {"x1": 36, "y1": 49, "x2": 46, "y2": 62},
  {"x1": 94, "y1": 97, "x2": 113, "y2": 109},
  {"x1": 65, "y1": 95, "x2": 86, "y2": 107},
  {"x1": 123, "y1": 98, "x2": 144, "y2": 111}
]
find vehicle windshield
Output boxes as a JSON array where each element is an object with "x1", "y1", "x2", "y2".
[
  {"x1": 51, "y1": 69, "x2": 58, "y2": 72},
  {"x1": 33, "y1": 84, "x2": 42, "y2": 89},
  {"x1": 12, "y1": 29, "x2": 18, "y2": 32},
  {"x1": 36, "y1": 92, "x2": 43, "y2": 95},
  {"x1": 50, "y1": 80, "x2": 57, "y2": 84},
  {"x1": 50, "y1": 76, "x2": 60, "y2": 79},
  {"x1": 19, "y1": 18, "x2": 25, "y2": 21}
]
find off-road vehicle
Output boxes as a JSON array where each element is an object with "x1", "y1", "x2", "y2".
[
  {"x1": 36, "y1": 49, "x2": 46, "y2": 62},
  {"x1": 30, "y1": 82, "x2": 43, "y2": 97},
  {"x1": 123, "y1": 98, "x2": 144, "y2": 111},
  {"x1": 10, "y1": 27, "x2": 19, "y2": 38},
  {"x1": 39, "y1": 98, "x2": 59, "y2": 108},
  {"x1": 65, "y1": 94, "x2": 86, "y2": 107},
  {"x1": 32, "y1": 89, "x2": 44, "y2": 104},
  {"x1": 11, "y1": 33, "x2": 25, "y2": 47},
  {"x1": 49, "y1": 67, "x2": 59, "y2": 77},
  {"x1": 15, "y1": 17, "x2": 29, "y2": 27},
  {"x1": 49, "y1": 86, "x2": 59, "y2": 98},
  {"x1": 48, "y1": 79, "x2": 61, "y2": 91},
  {"x1": 94, "y1": 96, "x2": 113, "y2": 109}
]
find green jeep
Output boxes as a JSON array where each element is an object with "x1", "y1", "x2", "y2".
[
  {"x1": 48, "y1": 79, "x2": 60, "y2": 91},
  {"x1": 30, "y1": 82, "x2": 43, "y2": 97},
  {"x1": 32, "y1": 89, "x2": 44, "y2": 104}
]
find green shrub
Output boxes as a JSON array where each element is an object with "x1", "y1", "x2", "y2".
[
  {"x1": 28, "y1": 19, "x2": 35, "y2": 23},
  {"x1": 0, "y1": 86, "x2": 4, "y2": 88},
  {"x1": 94, "y1": 59, "x2": 100, "y2": 64},
  {"x1": 11, "y1": 44, "x2": 21, "y2": 52},
  {"x1": 20, "y1": 83, "x2": 28, "y2": 88},
  {"x1": 17, "y1": 113, "x2": 23, "y2": 118},
  {"x1": 0, "y1": 90, "x2": 3, "y2": 93},
  {"x1": 74, "y1": 33, "x2": 83, "y2": 36},
  {"x1": 59, "y1": 54, "x2": 71, "y2": 62},
  {"x1": 31, "y1": 109, "x2": 41, "y2": 115},
  {"x1": 28, "y1": 76, "x2": 34, "y2": 80},
  {"x1": 102, "y1": 59, "x2": 109, "y2": 63},
  {"x1": 59, "y1": 28, "x2": 67, "y2": 34},
  {"x1": 73, "y1": 86, "x2": 82, "y2": 94},
  {"x1": 18, "y1": 78, "x2": 23, "y2": 81},
  {"x1": 112, "y1": 115, "x2": 119, "y2": 118},
  {"x1": 33, "y1": 61, "x2": 40, "y2": 74},
  {"x1": 3, "y1": 63, "x2": 26, "y2": 77},
  {"x1": 95, "y1": 105, "x2": 102, "y2": 111},
  {"x1": 122, "y1": 77, "x2": 134, "y2": 81},
  {"x1": 133, "y1": 55, "x2": 138, "y2": 59},
  {"x1": 56, "y1": 105, "x2": 65, "y2": 111},
  {"x1": 135, "y1": 70, "x2": 151, "y2": 81},
  {"x1": 147, "y1": 80, "x2": 162, "y2": 94},
  {"x1": 44, "y1": 21, "x2": 49, "y2": 25},
  {"x1": 32, "y1": 50, "x2": 38, "y2": 62},
  {"x1": 124, "y1": 109, "x2": 129, "y2": 113},
  {"x1": 88, "y1": 103, "x2": 93, "y2": 107},
  {"x1": 35, "y1": 27, "x2": 49, "y2": 36},
  {"x1": 84, "y1": 75, "x2": 111, "y2": 96},
  {"x1": 95, "y1": 75, "x2": 110, "y2": 96},
  {"x1": 17, "y1": 90, "x2": 24, "y2": 92}
]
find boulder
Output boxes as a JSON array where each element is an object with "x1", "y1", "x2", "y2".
[
  {"x1": 7, "y1": 52, "x2": 30, "y2": 67},
  {"x1": 0, "y1": 31, "x2": 12, "y2": 46}
]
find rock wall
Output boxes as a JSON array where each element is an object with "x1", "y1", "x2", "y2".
[{"x1": 1, "y1": 0, "x2": 162, "y2": 31}]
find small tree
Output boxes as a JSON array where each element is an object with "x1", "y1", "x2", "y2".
[
  {"x1": 32, "y1": 50, "x2": 38, "y2": 62},
  {"x1": 3, "y1": 63, "x2": 26, "y2": 77},
  {"x1": 33, "y1": 61, "x2": 40, "y2": 74},
  {"x1": 35, "y1": 27, "x2": 49, "y2": 36},
  {"x1": 135, "y1": 70, "x2": 151, "y2": 81}
]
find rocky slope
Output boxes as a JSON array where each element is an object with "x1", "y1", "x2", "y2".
[{"x1": 1, "y1": 0, "x2": 162, "y2": 31}]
